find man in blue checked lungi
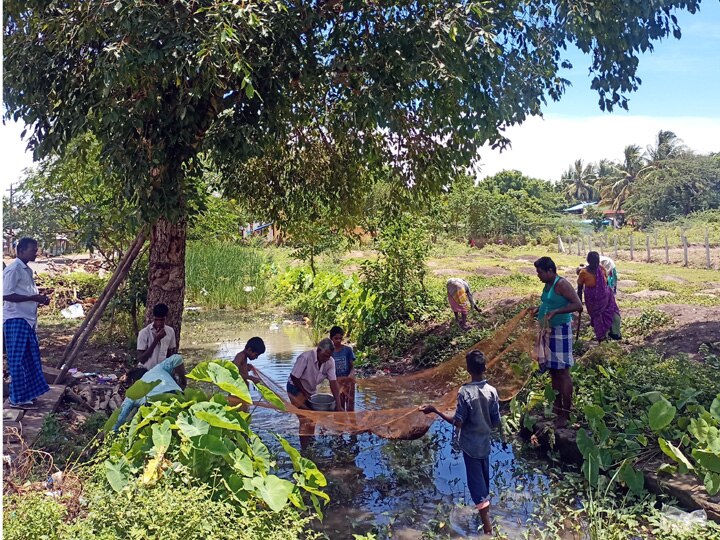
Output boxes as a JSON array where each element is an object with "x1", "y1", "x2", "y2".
[
  {"x1": 531, "y1": 257, "x2": 583, "y2": 428},
  {"x1": 3, "y1": 237, "x2": 51, "y2": 408}
]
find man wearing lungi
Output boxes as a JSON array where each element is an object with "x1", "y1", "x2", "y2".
[{"x1": 3, "y1": 237, "x2": 50, "y2": 407}]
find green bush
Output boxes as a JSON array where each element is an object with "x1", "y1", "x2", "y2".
[
  {"x1": 3, "y1": 492, "x2": 66, "y2": 540},
  {"x1": 34, "y1": 412, "x2": 107, "y2": 469},
  {"x1": 62, "y1": 479, "x2": 322, "y2": 540},
  {"x1": 36, "y1": 272, "x2": 108, "y2": 310},
  {"x1": 624, "y1": 309, "x2": 673, "y2": 338}
]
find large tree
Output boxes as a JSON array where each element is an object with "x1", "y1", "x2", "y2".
[
  {"x1": 4, "y1": 0, "x2": 704, "y2": 343},
  {"x1": 599, "y1": 144, "x2": 648, "y2": 211},
  {"x1": 561, "y1": 159, "x2": 597, "y2": 203}
]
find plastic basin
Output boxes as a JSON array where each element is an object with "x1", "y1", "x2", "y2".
[{"x1": 309, "y1": 393, "x2": 335, "y2": 411}]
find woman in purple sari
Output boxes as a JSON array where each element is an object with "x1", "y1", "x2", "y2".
[{"x1": 577, "y1": 252, "x2": 622, "y2": 342}]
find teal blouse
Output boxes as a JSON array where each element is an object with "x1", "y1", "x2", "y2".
[{"x1": 539, "y1": 276, "x2": 573, "y2": 327}]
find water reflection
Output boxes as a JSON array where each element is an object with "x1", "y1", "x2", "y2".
[{"x1": 216, "y1": 323, "x2": 549, "y2": 538}]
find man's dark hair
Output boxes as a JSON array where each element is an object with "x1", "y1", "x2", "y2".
[
  {"x1": 153, "y1": 303, "x2": 169, "y2": 318},
  {"x1": 16, "y1": 237, "x2": 38, "y2": 253},
  {"x1": 246, "y1": 336, "x2": 266, "y2": 355},
  {"x1": 466, "y1": 350, "x2": 486, "y2": 375},
  {"x1": 534, "y1": 256, "x2": 557, "y2": 273},
  {"x1": 330, "y1": 326, "x2": 344, "y2": 338},
  {"x1": 587, "y1": 251, "x2": 600, "y2": 266},
  {"x1": 126, "y1": 367, "x2": 148, "y2": 386}
]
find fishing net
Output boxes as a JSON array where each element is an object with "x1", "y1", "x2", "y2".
[{"x1": 253, "y1": 307, "x2": 537, "y2": 440}]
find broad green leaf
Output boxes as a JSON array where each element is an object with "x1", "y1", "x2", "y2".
[
  {"x1": 183, "y1": 387, "x2": 208, "y2": 402},
  {"x1": 192, "y1": 434, "x2": 229, "y2": 456},
  {"x1": 582, "y1": 452, "x2": 600, "y2": 486},
  {"x1": 648, "y1": 398, "x2": 676, "y2": 432},
  {"x1": 543, "y1": 383, "x2": 556, "y2": 403},
  {"x1": 705, "y1": 472, "x2": 720, "y2": 496},
  {"x1": 688, "y1": 417, "x2": 710, "y2": 445},
  {"x1": 126, "y1": 379, "x2": 161, "y2": 400},
  {"x1": 583, "y1": 405, "x2": 605, "y2": 422},
  {"x1": 256, "y1": 383, "x2": 286, "y2": 411},
  {"x1": 619, "y1": 461, "x2": 645, "y2": 493},
  {"x1": 151, "y1": 420, "x2": 172, "y2": 454},
  {"x1": 251, "y1": 475, "x2": 294, "y2": 511},
  {"x1": 176, "y1": 412, "x2": 210, "y2": 438},
  {"x1": 206, "y1": 362, "x2": 251, "y2": 403},
  {"x1": 659, "y1": 438, "x2": 694, "y2": 471},
  {"x1": 657, "y1": 463, "x2": 677, "y2": 475},
  {"x1": 104, "y1": 457, "x2": 130, "y2": 492},
  {"x1": 103, "y1": 408, "x2": 121, "y2": 432},
  {"x1": 692, "y1": 449, "x2": 720, "y2": 473},
  {"x1": 194, "y1": 409, "x2": 246, "y2": 432},
  {"x1": 636, "y1": 391, "x2": 663, "y2": 404},
  {"x1": 141, "y1": 456, "x2": 164, "y2": 485},
  {"x1": 188, "y1": 359, "x2": 240, "y2": 383},
  {"x1": 710, "y1": 394, "x2": 720, "y2": 422},
  {"x1": 232, "y1": 449, "x2": 254, "y2": 477},
  {"x1": 576, "y1": 428, "x2": 597, "y2": 458}
]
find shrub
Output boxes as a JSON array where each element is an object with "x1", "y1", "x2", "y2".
[
  {"x1": 624, "y1": 309, "x2": 673, "y2": 338},
  {"x1": 62, "y1": 479, "x2": 322, "y2": 540},
  {"x1": 3, "y1": 492, "x2": 66, "y2": 540}
]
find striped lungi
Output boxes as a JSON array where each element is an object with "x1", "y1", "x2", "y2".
[
  {"x1": 547, "y1": 322, "x2": 574, "y2": 370},
  {"x1": 3, "y1": 318, "x2": 50, "y2": 404}
]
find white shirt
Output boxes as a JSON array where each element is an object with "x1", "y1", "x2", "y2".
[
  {"x1": 137, "y1": 324, "x2": 177, "y2": 369},
  {"x1": 288, "y1": 349, "x2": 337, "y2": 395},
  {"x1": 3, "y1": 259, "x2": 39, "y2": 327}
]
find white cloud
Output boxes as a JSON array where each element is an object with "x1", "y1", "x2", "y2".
[
  {"x1": 477, "y1": 114, "x2": 720, "y2": 182},
  {"x1": 1, "y1": 121, "x2": 36, "y2": 193}
]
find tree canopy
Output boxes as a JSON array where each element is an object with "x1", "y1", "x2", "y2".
[{"x1": 3, "y1": 0, "x2": 704, "y2": 336}]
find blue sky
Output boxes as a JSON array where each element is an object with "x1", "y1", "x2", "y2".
[
  {"x1": 479, "y1": 1, "x2": 720, "y2": 180},
  {"x1": 2, "y1": 2, "x2": 720, "y2": 194}
]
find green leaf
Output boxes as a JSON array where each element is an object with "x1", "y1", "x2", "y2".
[
  {"x1": 193, "y1": 406, "x2": 247, "y2": 432},
  {"x1": 543, "y1": 383, "x2": 557, "y2": 403},
  {"x1": 251, "y1": 475, "x2": 294, "y2": 511},
  {"x1": 188, "y1": 359, "x2": 240, "y2": 382},
  {"x1": 104, "y1": 457, "x2": 130, "y2": 492},
  {"x1": 193, "y1": 434, "x2": 230, "y2": 456},
  {"x1": 659, "y1": 438, "x2": 694, "y2": 471},
  {"x1": 648, "y1": 398, "x2": 676, "y2": 432},
  {"x1": 576, "y1": 428, "x2": 597, "y2": 458},
  {"x1": 126, "y1": 379, "x2": 161, "y2": 400},
  {"x1": 232, "y1": 449, "x2": 254, "y2": 477},
  {"x1": 255, "y1": 383, "x2": 286, "y2": 411},
  {"x1": 583, "y1": 405, "x2": 605, "y2": 422},
  {"x1": 710, "y1": 394, "x2": 720, "y2": 422},
  {"x1": 619, "y1": 461, "x2": 645, "y2": 493},
  {"x1": 103, "y1": 408, "x2": 121, "y2": 432},
  {"x1": 151, "y1": 420, "x2": 172, "y2": 454},
  {"x1": 176, "y1": 412, "x2": 210, "y2": 438},
  {"x1": 657, "y1": 463, "x2": 677, "y2": 475},
  {"x1": 207, "y1": 362, "x2": 251, "y2": 403},
  {"x1": 704, "y1": 472, "x2": 720, "y2": 496},
  {"x1": 692, "y1": 449, "x2": 720, "y2": 473},
  {"x1": 183, "y1": 387, "x2": 208, "y2": 403}
]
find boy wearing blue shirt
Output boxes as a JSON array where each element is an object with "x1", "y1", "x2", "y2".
[
  {"x1": 330, "y1": 326, "x2": 356, "y2": 411},
  {"x1": 420, "y1": 350, "x2": 500, "y2": 535}
]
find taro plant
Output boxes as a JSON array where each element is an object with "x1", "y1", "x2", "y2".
[{"x1": 103, "y1": 360, "x2": 329, "y2": 516}]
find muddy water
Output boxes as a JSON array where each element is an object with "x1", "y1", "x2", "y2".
[{"x1": 212, "y1": 322, "x2": 550, "y2": 539}]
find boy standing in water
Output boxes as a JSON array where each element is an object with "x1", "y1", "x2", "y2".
[
  {"x1": 330, "y1": 326, "x2": 356, "y2": 411},
  {"x1": 419, "y1": 350, "x2": 500, "y2": 535}
]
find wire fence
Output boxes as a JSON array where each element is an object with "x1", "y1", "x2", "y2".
[{"x1": 558, "y1": 227, "x2": 719, "y2": 269}]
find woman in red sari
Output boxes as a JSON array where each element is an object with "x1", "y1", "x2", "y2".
[{"x1": 577, "y1": 251, "x2": 622, "y2": 342}]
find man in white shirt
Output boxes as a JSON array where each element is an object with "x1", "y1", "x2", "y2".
[
  {"x1": 287, "y1": 338, "x2": 342, "y2": 411},
  {"x1": 3, "y1": 238, "x2": 50, "y2": 407},
  {"x1": 136, "y1": 303, "x2": 177, "y2": 369}
]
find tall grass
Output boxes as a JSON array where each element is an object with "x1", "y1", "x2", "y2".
[{"x1": 185, "y1": 241, "x2": 273, "y2": 309}]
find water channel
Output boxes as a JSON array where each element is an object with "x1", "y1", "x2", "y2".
[{"x1": 191, "y1": 317, "x2": 552, "y2": 538}]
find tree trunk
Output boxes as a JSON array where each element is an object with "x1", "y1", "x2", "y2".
[{"x1": 146, "y1": 217, "x2": 187, "y2": 346}]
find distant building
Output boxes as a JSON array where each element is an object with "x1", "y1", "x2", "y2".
[
  {"x1": 243, "y1": 222, "x2": 277, "y2": 242},
  {"x1": 563, "y1": 202, "x2": 598, "y2": 215},
  {"x1": 603, "y1": 209, "x2": 626, "y2": 228}
]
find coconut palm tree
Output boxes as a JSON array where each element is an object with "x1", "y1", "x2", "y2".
[
  {"x1": 645, "y1": 130, "x2": 687, "y2": 164},
  {"x1": 600, "y1": 144, "x2": 648, "y2": 211},
  {"x1": 562, "y1": 159, "x2": 597, "y2": 202}
]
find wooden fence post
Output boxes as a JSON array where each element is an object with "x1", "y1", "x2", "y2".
[
  {"x1": 665, "y1": 235, "x2": 669, "y2": 264},
  {"x1": 558, "y1": 236, "x2": 564, "y2": 253},
  {"x1": 682, "y1": 230, "x2": 688, "y2": 267},
  {"x1": 588, "y1": 235, "x2": 593, "y2": 252},
  {"x1": 577, "y1": 238, "x2": 582, "y2": 256},
  {"x1": 613, "y1": 237, "x2": 618, "y2": 259},
  {"x1": 646, "y1": 234, "x2": 651, "y2": 262},
  {"x1": 630, "y1": 234, "x2": 634, "y2": 261},
  {"x1": 705, "y1": 228, "x2": 711, "y2": 269},
  {"x1": 654, "y1": 229, "x2": 658, "y2": 247}
]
